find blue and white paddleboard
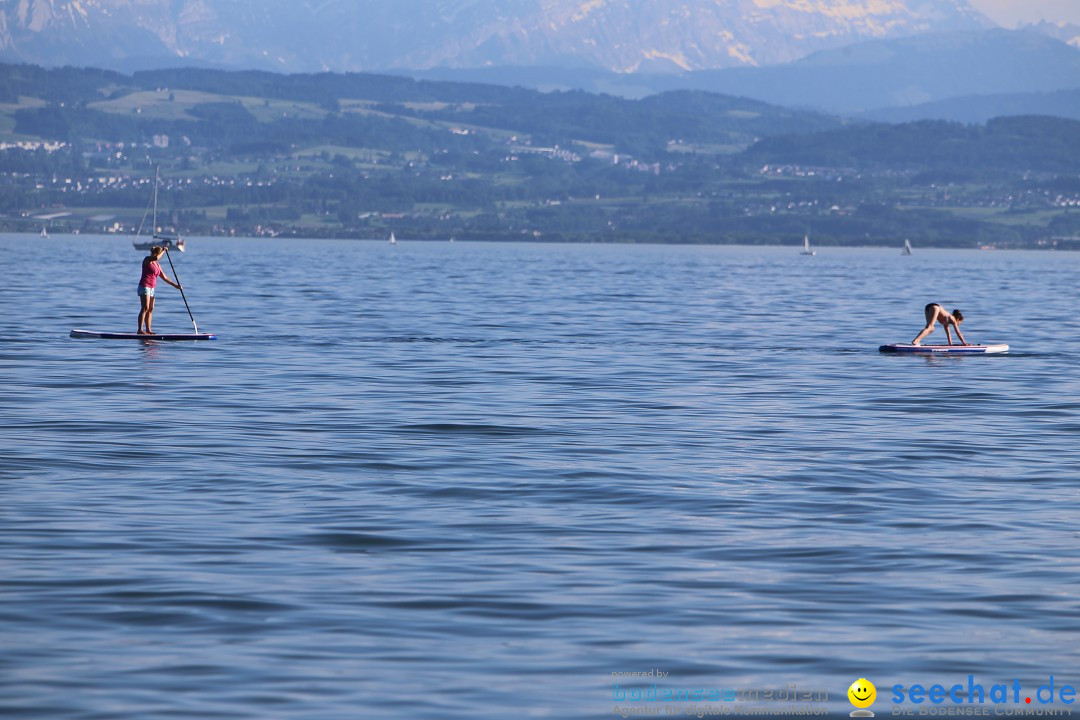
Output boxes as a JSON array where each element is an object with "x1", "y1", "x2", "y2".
[
  {"x1": 71, "y1": 329, "x2": 217, "y2": 341},
  {"x1": 879, "y1": 343, "x2": 1007, "y2": 354}
]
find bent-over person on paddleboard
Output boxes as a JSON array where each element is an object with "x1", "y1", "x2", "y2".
[
  {"x1": 912, "y1": 303, "x2": 967, "y2": 346},
  {"x1": 137, "y1": 246, "x2": 182, "y2": 334}
]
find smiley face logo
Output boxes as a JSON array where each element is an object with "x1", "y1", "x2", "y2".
[{"x1": 848, "y1": 678, "x2": 877, "y2": 709}]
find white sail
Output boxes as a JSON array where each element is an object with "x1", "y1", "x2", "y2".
[
  {"x1": 801, "y1": 234, "x2": 815, "y2": 255},
  {"x1": 902, "y1": 239, "x2": 913, "y2": 255},
  {"x1": 133, "y1": 169, "x2": 186, "y2": 252}
]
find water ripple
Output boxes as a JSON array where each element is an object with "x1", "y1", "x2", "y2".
[{"x1": 3, "y1": 238, "x2": 1080, "y2": 719}]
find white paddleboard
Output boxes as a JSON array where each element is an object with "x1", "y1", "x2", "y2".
[
  {"x1": 879, "y1": 343, "x2": 1007, "y2": 354},
  {"x1": 71, "y1": 329, "x2": 217, "y2": 341}
]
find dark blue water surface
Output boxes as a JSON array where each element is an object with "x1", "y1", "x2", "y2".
[{"x1": 2, "y1": 234, "x2": 1079, "y2": 719}]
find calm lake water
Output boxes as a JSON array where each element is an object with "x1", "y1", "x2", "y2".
[{"x1": 2, "y1": 234, "x2": 1079, "y2": 719}]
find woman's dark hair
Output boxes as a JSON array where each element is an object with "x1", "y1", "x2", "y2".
[{"x1": 952, "y1": 310, "x2": 964, "y2": 322}]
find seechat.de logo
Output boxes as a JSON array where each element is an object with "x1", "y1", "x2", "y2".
[{"x1": 849, "y1": 678, "x2": 877, "y2": 717}]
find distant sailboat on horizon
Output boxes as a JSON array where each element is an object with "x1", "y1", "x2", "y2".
[
  {"x1": 389, "y1": 231, "x2": 397, "y2": 245},
  {"x1": 40, "y1": 226, "x2": 48, "y2": 239},
  {"x1": 902, "y1": 238, "x2": 913, "y2": 255},
  {"x1": 801, "y1": 234, "x2": 816, "y2": 256},
  {"x1": 132, "y1": 168, "x2": 186, "y2": 252}
]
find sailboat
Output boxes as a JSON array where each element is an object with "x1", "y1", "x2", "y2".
[
  {"x1": 902, "y1": 238, "x2": 913, "y2": 255},
  {"x1": 133, "y1": 169, "x2": 186, "y2": 252},
  {"x1": 801, "y1": 234, "x2": 816, "y2": 256},
  {"x1": 40, "y1": 226, "x2": 48, "y2": 239},
  {"x1": 388, "y1": 231, "x2": 397, "y2": 245}
]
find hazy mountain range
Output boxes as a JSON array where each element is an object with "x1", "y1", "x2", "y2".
[
  {"x1": 1021, "y1": 20, "x2": 1080, "y2": 49},
  {"x1": 414, "y1": 29, "x2": 1080, "y2": 119},
  {"x1": 653, "y1": 29, "x2": 1080, "y2": 113},
  {"x1": 0, "y1": 0, "x2": 993, "y2": 74},
  {"x1": 1, "y1": 0, "x2": 1079, "y2": 122}
]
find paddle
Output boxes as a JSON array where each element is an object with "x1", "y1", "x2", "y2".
[{"x1": 162, "y1": 245, "x2": 199, "y2": 334}]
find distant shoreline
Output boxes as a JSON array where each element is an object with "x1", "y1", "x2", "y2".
[{"x1": 7, "y1": 230, "x2": 1076, "y2": 251}]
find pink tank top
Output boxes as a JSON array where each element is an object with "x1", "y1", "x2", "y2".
[{"x1": 140, "y1": 258, "x2": 163, "y2": 288}]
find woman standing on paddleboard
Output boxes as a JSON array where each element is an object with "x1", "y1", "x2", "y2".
[
  {"x1": 912, "y1": 303, "x2": 968, "y2": 346},
  {"x1": 137, "y1": 246, "x2": 182, "y2": 335}
]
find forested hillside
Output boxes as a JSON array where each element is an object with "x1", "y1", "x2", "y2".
[{"x1": 2, "y1": 64, "x2": 1078, "y2": 248}]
